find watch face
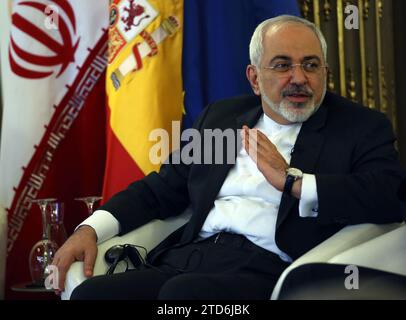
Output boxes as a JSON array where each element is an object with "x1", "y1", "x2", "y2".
[{"x1": 287, "y1": 167, "x2": 303, "y2": 178}]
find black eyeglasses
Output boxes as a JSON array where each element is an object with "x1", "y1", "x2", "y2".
[{"x1": 104, "y1": 244, "x2": 147, "y2": 275}]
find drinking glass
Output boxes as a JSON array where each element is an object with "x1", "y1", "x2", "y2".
[
  {"x1": 29, "y1": 198, "x2": 59, "y2": 287},
  {"x1": 74, "y1": 196, "x2": 103, "y2": 216}
]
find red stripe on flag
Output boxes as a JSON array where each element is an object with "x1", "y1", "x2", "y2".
[{"x1": 102, "y1": 106, "x2": 145, "y2": 202}]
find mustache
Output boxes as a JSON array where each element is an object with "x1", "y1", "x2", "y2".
[{"x1": 282, "y1": 85, "x2": 313, "y2": 97}]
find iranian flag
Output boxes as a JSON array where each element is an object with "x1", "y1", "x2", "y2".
[{"x1": 0, "y1": 0, "x2": 109, "y2": 299}]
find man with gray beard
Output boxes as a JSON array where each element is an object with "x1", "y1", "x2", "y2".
[{"x1": 53, "y1": 15, "x2": 405, "y2": 300}]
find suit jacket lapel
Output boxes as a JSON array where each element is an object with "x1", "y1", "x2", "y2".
[
  {"x1": 203, "y1": 104, "x2": 263, "y2": 212},
  {"x1": 276, "y1": 103, "x2": 328, "y2": 229},
  {"x1": 183, "y1": 104, "x2": 263, "y2": 241}
]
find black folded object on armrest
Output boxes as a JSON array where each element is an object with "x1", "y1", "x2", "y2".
[{"x1": 104, "y1": 244, "x2": 146, "y2": 275}]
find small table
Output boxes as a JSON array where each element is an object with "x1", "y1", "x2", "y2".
[{"x1": 11, "y1": 281, "x2": 55, "y2": 293}]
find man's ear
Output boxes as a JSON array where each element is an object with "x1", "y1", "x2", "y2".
[{"x1": 246, "y1": 65, "x2": 261, "y2": 96}]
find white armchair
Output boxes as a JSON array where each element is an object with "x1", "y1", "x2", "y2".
[
  {"x1": 61, "y1": 214, "x2": 405, "y2": 300},
  {"x1": 270, "y1": 222, "x2": 405, "y2": 299},
  {"x1": 61, "y1": 212, "x2": 191, "y2": 300}
]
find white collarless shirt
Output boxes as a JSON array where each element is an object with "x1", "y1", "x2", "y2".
[
  {"x1": 198, "y1": 114, "x2": 317, "y2": 262},
  {"x1": 80, "y1": 114, "x2": 319, "y2": 262}
]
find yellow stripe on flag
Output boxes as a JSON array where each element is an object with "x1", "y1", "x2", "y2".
[{"x1": 107, "y1": 0, "x2": 184, "y2": 175}]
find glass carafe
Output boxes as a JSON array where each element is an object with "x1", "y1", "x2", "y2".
[{"x1": 49, "y1": 201, "x2": 68, "y2": 248}]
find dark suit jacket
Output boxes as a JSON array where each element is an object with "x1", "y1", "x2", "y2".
[{"x1": 100, "y1": 91, "x2": 405, "y2": 261}]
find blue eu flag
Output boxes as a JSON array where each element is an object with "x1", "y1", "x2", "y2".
[{"x1": 182, "y1": 0, "x2": 300, "y2": 128}]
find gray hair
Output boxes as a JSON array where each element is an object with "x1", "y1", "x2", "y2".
[{"x1": 249, "y1": 15, "x2": 328, "y2": 67}]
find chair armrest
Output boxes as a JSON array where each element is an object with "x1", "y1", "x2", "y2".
[
  {"x1": 328, "y1": 223, "x2": 406, "y2": 276},
  {"x1": 270, "y1": 222, "x2": 402, "y2": 300},
  {"x1": 61, "y1": 212, "x2": 191, "y2": 300}
]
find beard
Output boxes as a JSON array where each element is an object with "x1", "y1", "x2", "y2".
[{"x1": 259, "y1": 80, "x2": 326, "y2": 123}]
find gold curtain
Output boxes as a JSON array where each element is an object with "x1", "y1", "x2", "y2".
[{"x1": 299, "y1": 0, "x2": 398, "y2": 135}]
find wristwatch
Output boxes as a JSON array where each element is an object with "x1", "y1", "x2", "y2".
[{"x1": 283, "y1": 167, "x2": 303, "y2": 195}]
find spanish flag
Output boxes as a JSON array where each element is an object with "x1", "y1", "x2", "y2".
[
  {"x1": 103, "y1": 0, "x2": 184, "y2": 199},
  {"x1": 103, "y1": 0, "x2": 299, "y2": 200}
]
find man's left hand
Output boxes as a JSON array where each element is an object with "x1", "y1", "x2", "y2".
[{"x1": 241, "y1": 125, "x2": 288, "y2": 191}]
